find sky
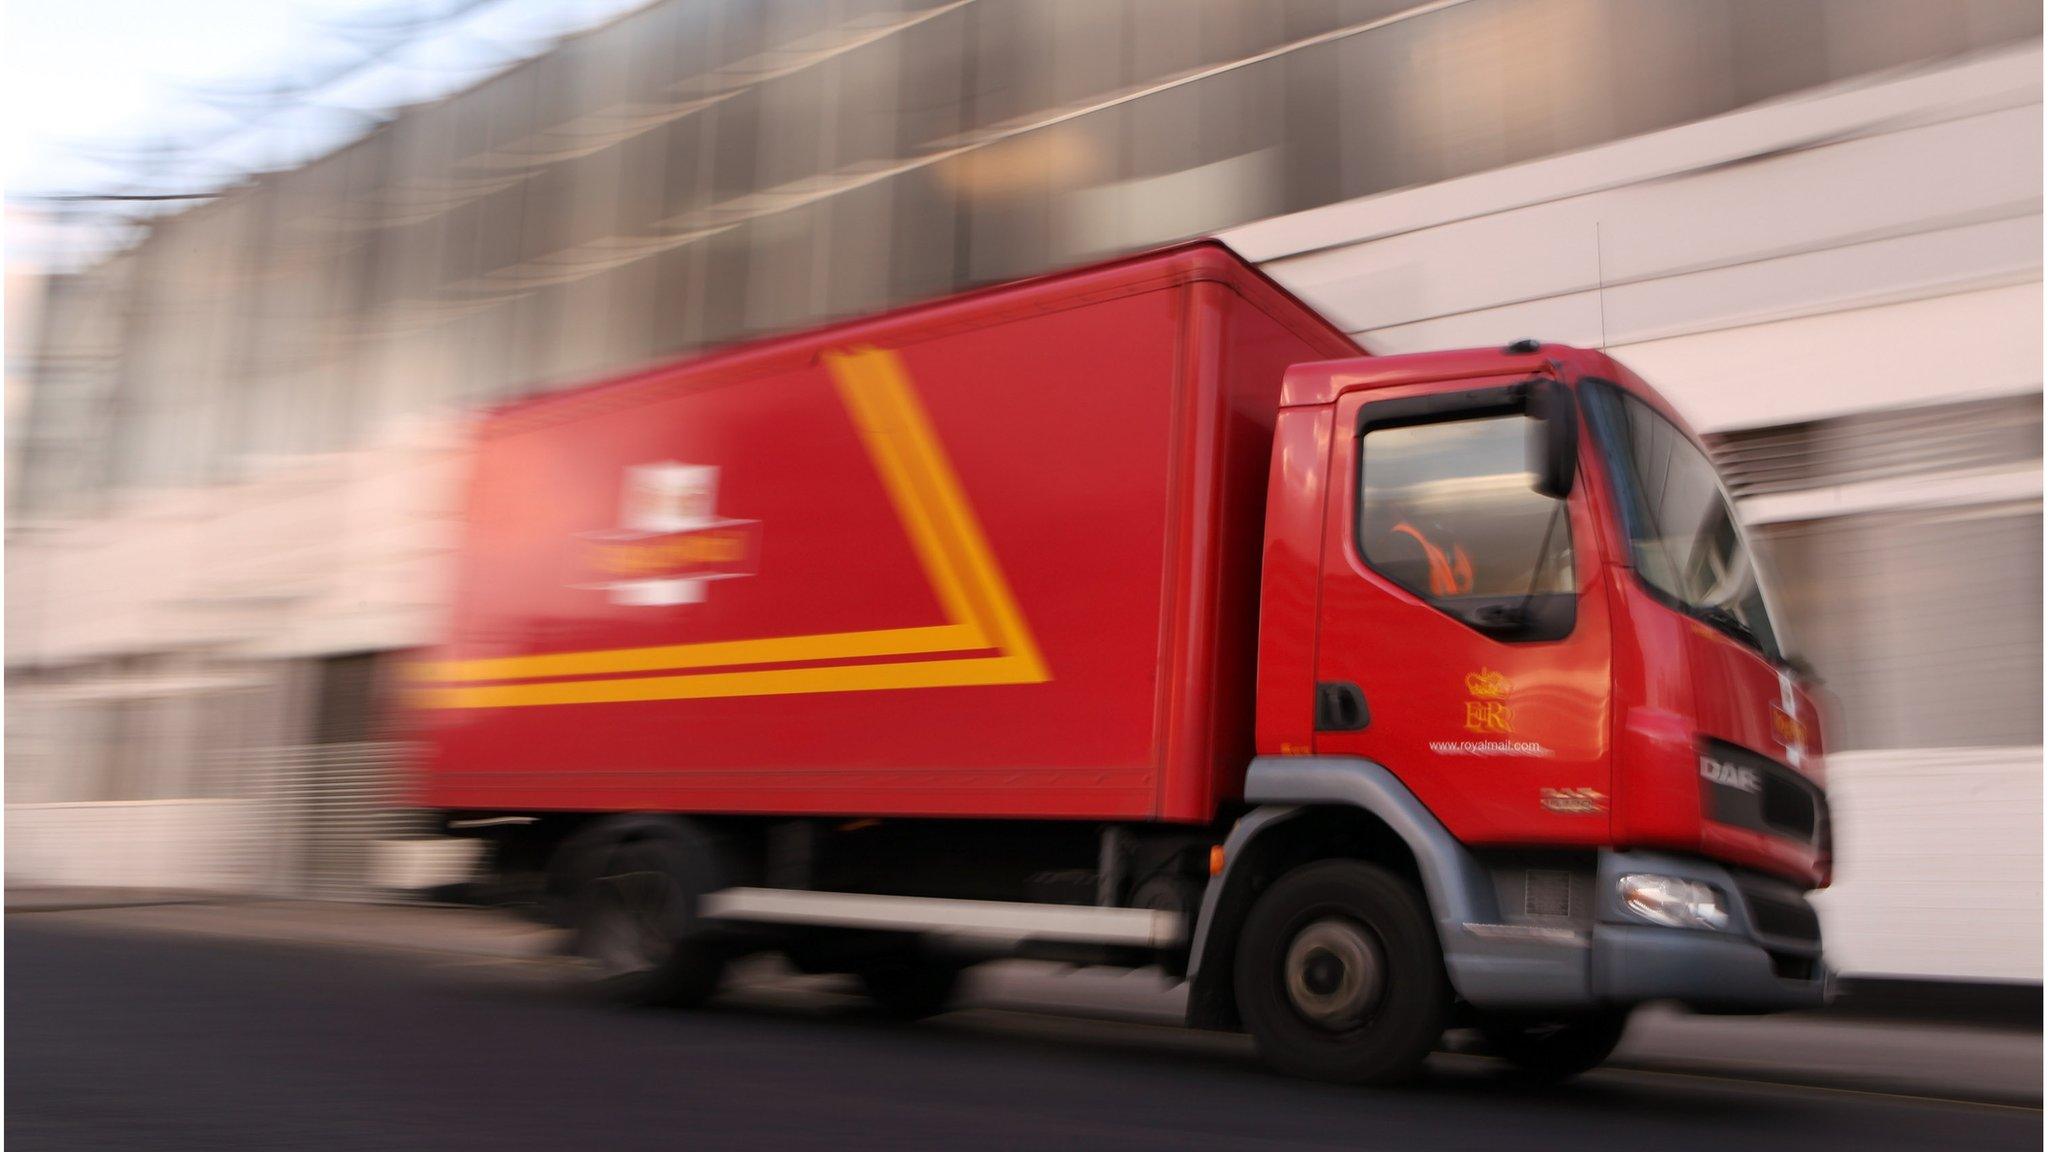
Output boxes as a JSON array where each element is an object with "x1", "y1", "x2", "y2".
[
  {"x1": 3, "y1": 0, "x2": 647, "y2": 266},
  {"x1": 8, "y1": 0, "x2": 342, "y2": 195}
]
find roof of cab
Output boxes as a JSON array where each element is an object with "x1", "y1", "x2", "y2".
[{"x1": 1279, "y1": 342, "x2": 1622, "y2": 407}]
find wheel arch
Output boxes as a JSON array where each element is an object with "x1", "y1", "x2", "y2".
[
  {"x1": 544, "y1": 812, "x2": 742, "y2": 925},
  {"x1": 1186, "y1": 756, "x2": 1498, "y2": 1030}
]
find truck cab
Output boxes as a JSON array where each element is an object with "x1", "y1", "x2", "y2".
[{"x1": 1188, "y1": 341, "x2": 1828, "y2": 1080}]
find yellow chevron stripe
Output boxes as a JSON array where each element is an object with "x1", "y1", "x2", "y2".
[
  {"x1": 848, "y1": 347, "x2": 1048, "y2": 683},
  {"x1": 405, "y1": 623, "x2": 983, "y2": 685},
  {"x1": 823, "y1": 349, "x2": 994, "y2": 644},
  {"x1": 412, "y1": 652, "x2": 1046, "y2": 710},
  {"x1": 412, "y1": 346, "x2": 1046, "y2": 707}
]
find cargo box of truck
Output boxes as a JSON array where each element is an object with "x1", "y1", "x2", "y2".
[{"x1": 410, "y1": 242, "x2": 1360, "y2": 823}]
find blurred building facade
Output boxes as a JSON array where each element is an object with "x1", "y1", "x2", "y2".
[{"x1": 7, "y1": 0, "x2": 2041, "y2": 981}]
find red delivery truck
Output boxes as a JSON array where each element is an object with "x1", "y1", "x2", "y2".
[{"x1": 408, "y1": 241, "x2": 1829, "y2": 1085}]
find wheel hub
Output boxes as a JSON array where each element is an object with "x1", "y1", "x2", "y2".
[{"x1": 1283, "y1": 917, "x2": 1383, "y2": 1030}]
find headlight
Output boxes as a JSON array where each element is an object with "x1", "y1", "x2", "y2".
[{"x1": 1617, "y1": 873, "x2": 1729, "y2": 931}]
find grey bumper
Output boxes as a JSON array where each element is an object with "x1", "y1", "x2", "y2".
[
  {"x1": 1591, "y1": 923, "x2": 1822, "y2": 1011},
  {"x1": 1451, "y1": 848, "x2": 1826, "y2": 1014}
]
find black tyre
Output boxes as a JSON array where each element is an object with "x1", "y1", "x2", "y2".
[
  {"x1": 1477, "y1": 1009, "x2": 1630, "y2": 1083},
  {"x1": 574, "y1": 838, "x2": 726, "y2": 1008},
  {"x1": 1233, "y1": 860, "x2": 1449, "y2": 1085},
  {"x1": 857, "y1": 954, "x2": 963, "y2": 1020}
]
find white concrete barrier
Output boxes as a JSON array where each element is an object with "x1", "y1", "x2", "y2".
[
  {"x1": 6, "y1": 800, "x2": 267, "y2": 893},
  {"x1": 1812, "y1": 747, "x2": 2043, "y2": 983},
  {"x1": 369, "y1": 837, "x2": 485, "y2": 892}
]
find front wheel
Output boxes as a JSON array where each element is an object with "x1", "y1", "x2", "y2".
[
  {"x1": 1233, "y1": 860, "x2": 1449, "y2": 1085},
  {"x1": 1477, "y1": 1010, "x2": 1631, "y2": 1083}
]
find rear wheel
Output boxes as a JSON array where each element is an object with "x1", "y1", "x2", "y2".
[
  {"x1": 574, "y1": 838, "x2": 726, "y2": 1008},
  {"x1": 1233, "y1": 860, "x2": 1448, "y2": 1085},
  {"x1": 1477, "y1": 1009, "x2": 1630, "y2": 1083}
]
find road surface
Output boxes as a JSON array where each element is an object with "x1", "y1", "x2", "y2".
[{"x1": 8, "y1": 913, "x2": 2038, "y2": 1151}]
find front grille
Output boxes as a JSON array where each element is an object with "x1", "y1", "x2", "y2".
[
  {"x1": 1700, "y1": 740, "x2": 1828, "y2": 847},
  {"x1": 1739, "y1": 878, "x2": 1822, "y2": 946},
  {"x1": 1759, "y1": 769, "x2": 1817, "y2": 841}
]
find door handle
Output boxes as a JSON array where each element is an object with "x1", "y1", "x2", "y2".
[{"x1": 1314, "y1": 681, "x2": 1370, "y2": 732}]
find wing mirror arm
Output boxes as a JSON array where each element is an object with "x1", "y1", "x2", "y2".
[{"x1": 1527, "y1": 379, "x2": 1578, "y2": 499}]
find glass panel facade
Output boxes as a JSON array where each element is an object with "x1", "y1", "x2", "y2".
[{"x1": 14, "y1": 0, "x2": 2040, "y2": 512}]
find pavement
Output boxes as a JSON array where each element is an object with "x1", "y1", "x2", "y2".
[
  {"x1": 6, "y1": 892, "x2": 2042, "y2": 1149},
  {"x1": 7, "y1": 891, "x2": 2038, "y2": 1107}
]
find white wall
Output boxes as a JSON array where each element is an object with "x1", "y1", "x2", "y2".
[
  {"x1": 6, "y1": 801, "x2": 268, "y2": 892},
  {"x1": 1812, "y1": 749, "x2": 2044, "y2": 982},
  {"x1": 4, "y1": 413, "x2": 467, "y2": 871},
  {"x1": 6, "y1": 410, "x2": 468, "y2": 671},
  {"x1": 1226, "y1": 42, "x2": 2043, "y2": 432}
]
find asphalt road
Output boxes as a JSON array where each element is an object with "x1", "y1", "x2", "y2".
[{"x1": 8, "y1": 917, "x2": 2038, "y2": 1152}]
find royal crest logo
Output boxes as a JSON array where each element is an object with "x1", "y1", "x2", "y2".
[
  {"x1": 1464, "y1": 668, "x2": 1511, "y2": 699},
  {"x1": 581, "y1": 462, "x2": 762, "y2": 606},
  {"x1": 1463, "y1": 667, "x2": 1514, "y2": 734}
]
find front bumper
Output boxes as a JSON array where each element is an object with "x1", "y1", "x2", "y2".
[
  {"x1": 1446, "y1": 848, "x2": 1827, "y2": 1014},
  {"x1": 1590, "y1": 923, "x2": 1822, "y2": 1010}
]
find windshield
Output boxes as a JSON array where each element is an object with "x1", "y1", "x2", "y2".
[{"x1": 1582, "y1": 381, "x2": 1783, "y2": 662}]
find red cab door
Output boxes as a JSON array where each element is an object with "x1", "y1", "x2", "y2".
[{"x1": 1312, "y1": 380, "x2": 1613, "y2": 847}]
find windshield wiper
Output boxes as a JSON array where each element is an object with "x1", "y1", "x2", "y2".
[{"x1": 1695, "y1": 603, "x2": 1759, "y2": 648}]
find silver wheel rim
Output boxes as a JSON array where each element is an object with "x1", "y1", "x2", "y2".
[{"x1": 1283, "y1": 917, "x2": 1384, "y2": 1030}]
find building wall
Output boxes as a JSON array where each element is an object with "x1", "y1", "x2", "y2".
[
  {"x1": 13, "y1": 0, "x2": 2039, "y2": 517},
  {"x1": 7, "y1": 2, "x2": 2041, "y2": 979}
]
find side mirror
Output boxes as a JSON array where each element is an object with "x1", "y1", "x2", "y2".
[{"x1": 1527, "y1": 379, "x2": 1578, "y2": 499}]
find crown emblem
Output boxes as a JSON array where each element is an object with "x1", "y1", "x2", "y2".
[{"x1": 1464, "y1": 669, "x2": 1511, "y2": 699}]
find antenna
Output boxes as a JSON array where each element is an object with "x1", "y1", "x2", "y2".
[{"x1": 1594, "y1": 220, "x2": 1609, "y2": 349}]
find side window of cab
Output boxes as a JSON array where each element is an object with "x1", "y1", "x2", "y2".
[{"x1": 1357, "y1": 412, "x2": 1575, "y2": 640}]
